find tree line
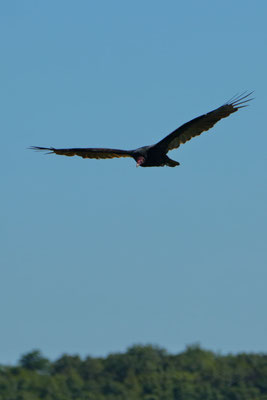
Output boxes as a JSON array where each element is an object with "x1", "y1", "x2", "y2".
[{"x1": 1, "y1": 344, "x2": 267, "y2": 399}]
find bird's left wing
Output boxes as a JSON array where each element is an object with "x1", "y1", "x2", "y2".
[
  {"x1": 155, "y1": 92, "x2": 253, "y2": 152},
  {"x1": 30, "y1": 147, "x2": 134, "y2": 160}
]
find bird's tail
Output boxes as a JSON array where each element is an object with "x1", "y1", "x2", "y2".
[{"x1": 165, "y1": 156, "x2": 180, "y2": 167}]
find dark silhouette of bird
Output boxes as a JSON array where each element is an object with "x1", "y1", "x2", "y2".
[{"x1": 30, "y1": 92, "x2": 253, "y2": 168}]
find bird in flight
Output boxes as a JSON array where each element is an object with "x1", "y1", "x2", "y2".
[{"x1": 30, "y1": 92, "x2": 253, "y2": 168}]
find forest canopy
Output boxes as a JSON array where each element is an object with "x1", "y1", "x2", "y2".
[{"x1": 1, "y1": 344, "x2": 267, "y2": 400}]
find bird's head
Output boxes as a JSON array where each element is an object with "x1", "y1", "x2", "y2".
[{"x1": 136, "y1": 156, "x2": 145, "y2": 167}]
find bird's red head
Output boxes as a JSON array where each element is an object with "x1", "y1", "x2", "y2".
[{"x1": 136, "y1": 156, "x2": 145, "y2": 167}]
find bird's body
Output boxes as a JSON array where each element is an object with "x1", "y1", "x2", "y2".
[
  {"x1": 31, "y1": 92, "x2": 253, "y2": 168},
  {"x1": 132, "y1": 146, "x2": 180, "y2": 167}
]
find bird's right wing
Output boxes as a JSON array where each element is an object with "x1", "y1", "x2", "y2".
[
  {"x1": 154, "y1": 92, "x2": 253, "y2": 152},
  {"x1": 30, "y1": 147, "x2": 134, "y2": 160}
]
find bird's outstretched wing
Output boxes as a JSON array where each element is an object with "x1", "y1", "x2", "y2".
[
  {"x1": 30, "y1": 147, "x2": 133, "y2": 159},
  {"x1": 155, "y1": 92, "x2": 254, "y2": 152}
]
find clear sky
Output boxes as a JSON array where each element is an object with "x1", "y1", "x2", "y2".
[{"x1": 1, "y1": 0, "x2": 267, "y2": 364}]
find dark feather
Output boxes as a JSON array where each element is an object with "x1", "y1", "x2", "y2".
[
  {"x1": 29, "y1": 147, "x2": 133, "y2": 159},
  {"x1": 155, "y1": 92, "x2": 254, "y2": 152}
]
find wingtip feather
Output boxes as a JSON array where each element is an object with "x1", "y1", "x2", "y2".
[
  {"x1": 226, "y1": 91, "x2": 254, "y2": 108},
  {"x1": 29, "y1": 146, "x2": 55, "y2": 154}
]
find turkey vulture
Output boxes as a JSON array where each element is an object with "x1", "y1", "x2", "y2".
[{"x1": 30, "y1": 92, "x2": 253, "y2": 168}]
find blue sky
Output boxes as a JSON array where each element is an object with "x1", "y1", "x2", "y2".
[{"x1": 1, "y1": 0, "x2": 267, "y2": 364}]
